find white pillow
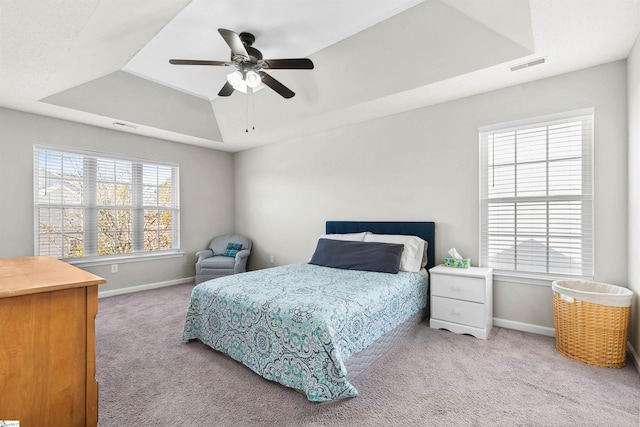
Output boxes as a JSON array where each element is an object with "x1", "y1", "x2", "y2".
[
  {"x1": 318, "y1": 232, "x2": 370, "y2": 241},
  {"x1": 363, "y1": 233, "x2": 427, "y2": 272}
]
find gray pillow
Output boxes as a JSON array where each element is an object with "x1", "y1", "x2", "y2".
[{"x1": 309, "y1": 239, "x2": 404, "y2": 274}]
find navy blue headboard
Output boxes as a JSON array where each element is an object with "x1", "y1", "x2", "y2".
[{"x1": 325, "y1": 221, "x2": 436, "y2": 271}]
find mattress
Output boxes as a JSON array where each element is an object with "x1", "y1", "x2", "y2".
[
  {"x1": 182, "y1": 263, "x2": 428, "y2": 401},
  {"x1": 345, "y1": 307, "x2": 427, "y2": 381}
]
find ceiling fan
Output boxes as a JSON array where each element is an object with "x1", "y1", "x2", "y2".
[{"x1": 169, "y1": 28, "x2": 314, "y2": 99}]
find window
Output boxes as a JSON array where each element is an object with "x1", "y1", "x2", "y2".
[
  {"x1": 479, "y1": 109, "x2": 593, "y2": 281},
  {"x1": 34, "y1": 146, "x2": 180, "y2": 262}
]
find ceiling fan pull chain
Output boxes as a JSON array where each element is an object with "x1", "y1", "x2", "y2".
[
  {"x1": 252, "y1": 91, "x2": 256, "y2": 130},
  {"x1": 245, "y1": 87, "x2": 250, "y2": 132}
]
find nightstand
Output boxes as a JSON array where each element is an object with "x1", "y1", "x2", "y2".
[{"x1": 429, "y1": 264, "x2": 493, "y2": 340}]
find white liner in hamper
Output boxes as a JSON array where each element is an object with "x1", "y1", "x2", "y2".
[{"x1": 551, "y1": 280, "x2": 632, "y2": 307}]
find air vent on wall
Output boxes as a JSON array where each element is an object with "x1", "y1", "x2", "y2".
[{"x1": 510, "y1": 57, "x2": 546, "y2": 72}]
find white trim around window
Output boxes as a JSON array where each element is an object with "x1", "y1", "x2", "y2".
[
  {"x1": 33, "y1": 145, "x2": 181, "y2": 262},
  {"x1": 479, "y1": 108, "x2": 594, "y2": 285}
]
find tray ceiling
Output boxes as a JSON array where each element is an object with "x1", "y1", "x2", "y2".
[{"x1": 1, "y1": 0, "x2": 639, "y2": 152}]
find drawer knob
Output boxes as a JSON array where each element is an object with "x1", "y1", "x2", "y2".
[
  {"x1": 451, "y1": 286, "x2": 461, "y2": 291},
  {"x1": 452, "y1": 309, "x2": 461, "y2": 315}
]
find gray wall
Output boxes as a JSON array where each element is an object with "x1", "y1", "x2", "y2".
[
  {"x1": 628, "y1": 34, "x2": 640, "y2": 359},
  {"x1": 234, "y1": 61, "x2": 629, "y2": 332},
  {"x1": 0, "y1": 108, "x2": 234, "y2": 294},
  {"x1": 0, "y1": 55, "x2": 635, "y2": 357}
]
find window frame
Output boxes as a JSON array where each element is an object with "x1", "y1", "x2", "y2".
[
  {"x1": 478, "y1": 109, "x2": 594, "y2": 286},
  {"x1": 33, "y1": 145, "x2": 182, "y2": 266}
]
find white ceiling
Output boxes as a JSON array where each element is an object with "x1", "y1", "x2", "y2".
[
  {"x1": 123, "y1": 0, "x2": 425, "y2": 100},
  {"x1": 1, "y1": 0, "x2": 639, "y2": 153}
]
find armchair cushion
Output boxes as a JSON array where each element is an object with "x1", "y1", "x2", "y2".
[
  {"x1": 223, "y1": 242, "x2": 243, "y2": 257},
  {"x1": 200, "y1": 256, "x2": 235, "y2": 269}
]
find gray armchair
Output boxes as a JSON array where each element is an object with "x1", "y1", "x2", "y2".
[{"x1": 195, "y1": 234, "x2": 252, "y2": 284}]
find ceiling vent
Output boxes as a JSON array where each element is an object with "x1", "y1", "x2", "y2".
[
  {"x1": 510, "y1": 58, "x2": 546, "y2": 72},
  {"x1": 112, "y1": 122, "x2": 137, "y2": 130}
]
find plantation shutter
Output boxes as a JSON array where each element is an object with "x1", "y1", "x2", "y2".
[{"x1": 479, "y1": 109, "x2": 593, "y2": 280}]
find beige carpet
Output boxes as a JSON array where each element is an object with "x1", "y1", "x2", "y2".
[{"x1": 96, "y1": 283, "x2": 640, "y2": 426}]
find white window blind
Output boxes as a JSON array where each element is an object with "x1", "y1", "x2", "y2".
[
  {"x1": 479, "y1": 110, "x2": 593, "y2": 280},
  {"x1": 34, "y1": 146, "x2": 180, "y2": 260}
]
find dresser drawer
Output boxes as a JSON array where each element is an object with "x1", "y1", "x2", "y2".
[
  {"x1": 431, "y1": 273, "x2": 486, "y2": 303},
  {"x1": 430, "y1": 296, "x2": 485, "y2": 329}
]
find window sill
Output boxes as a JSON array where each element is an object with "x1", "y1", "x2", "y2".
[
  {"x1": 492, "y1": 270, "x2": 594, "y2": 287},
  {"x1": 65, "y1": 250, "x2": 185, "y2": 268}
]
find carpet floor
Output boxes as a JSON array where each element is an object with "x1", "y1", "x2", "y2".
[{"x1": 96, "y1": 283, "x2": 640, "y2": 426}]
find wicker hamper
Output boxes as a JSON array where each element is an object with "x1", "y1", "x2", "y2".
[{"x1": 552, "y1": 280, "x2": 633, "y2": 368}]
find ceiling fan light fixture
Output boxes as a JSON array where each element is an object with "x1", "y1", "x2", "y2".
[
  {"x1": 227, "y1": 70, "x2": 244, "y2": 88},
  {"x1": 245, "y1": 70, "x2": 261, "y2": 88}
]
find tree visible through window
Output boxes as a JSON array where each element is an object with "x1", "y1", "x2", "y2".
[
  {"x1": 34, "y1": 146, "x2": 180, "y2": 260},
  {"x1": 479, "y1": 110, "x2": 593, "y2": 279}
]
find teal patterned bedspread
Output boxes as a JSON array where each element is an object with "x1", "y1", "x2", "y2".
[{"x1": 182, "y1": 263, "x2": 428, "y2": 401}]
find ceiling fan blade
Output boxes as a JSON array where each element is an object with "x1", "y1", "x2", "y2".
[
  {"x1": 218, "y1": 81, "x2": 234, "y2": 97},
  {"x1": 263, "y1": 58, "x2": 314, "y2": 70},
  {"x1": 169, "y1": 59, "x2": 232, "y2": 66},
  {"x1": 258, "y1": 72, "x2": 295, "y2": 99},
  {"x1": 218, "y1": 28, "x2": 249, "y2": 59}
]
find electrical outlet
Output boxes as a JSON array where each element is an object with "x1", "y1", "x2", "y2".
[
  {"x1": 269, "y1": 255, "x2": 275, "y2": 264},
  {"x1": 111, "y1": 264, "x2": 118, "y2": 273}
]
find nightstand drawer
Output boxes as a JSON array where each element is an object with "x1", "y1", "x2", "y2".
[
  {"x1": 431, "y1": 274, "x2": 485, "y2": 303},
  {"x1": 431, "y1": 296, "x2": 485, "y2": 328}
]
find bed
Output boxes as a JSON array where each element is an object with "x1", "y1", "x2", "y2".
[{"x1": 182, "y1": 221, "x2": 436, "y2": 401}]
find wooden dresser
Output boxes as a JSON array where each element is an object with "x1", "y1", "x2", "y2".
[{"x1": 0, "y1": 256, "x2": 106, "y2": 426}]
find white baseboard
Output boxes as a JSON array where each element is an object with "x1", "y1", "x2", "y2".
[
  {"x1": 628, "y1": 342, "x2": 640, "y2": 374},
  {"x1": 493, "y1": 317, "x2": 556, "y2": 337},
  {"x1": 98, "y1": 276, "x2": 194, "y2": 298}
]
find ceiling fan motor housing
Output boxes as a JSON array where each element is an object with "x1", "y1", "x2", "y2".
[
  {"x1": 239, "y1": 32, "x2": 263, "y2": 61},
  {"x1": 239, "y1": 32, "x2": 255, "y2": 46}
]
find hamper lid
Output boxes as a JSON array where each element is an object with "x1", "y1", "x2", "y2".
[{"x1": 552, "y1": 280, "x2": 633, "y2": 307}]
